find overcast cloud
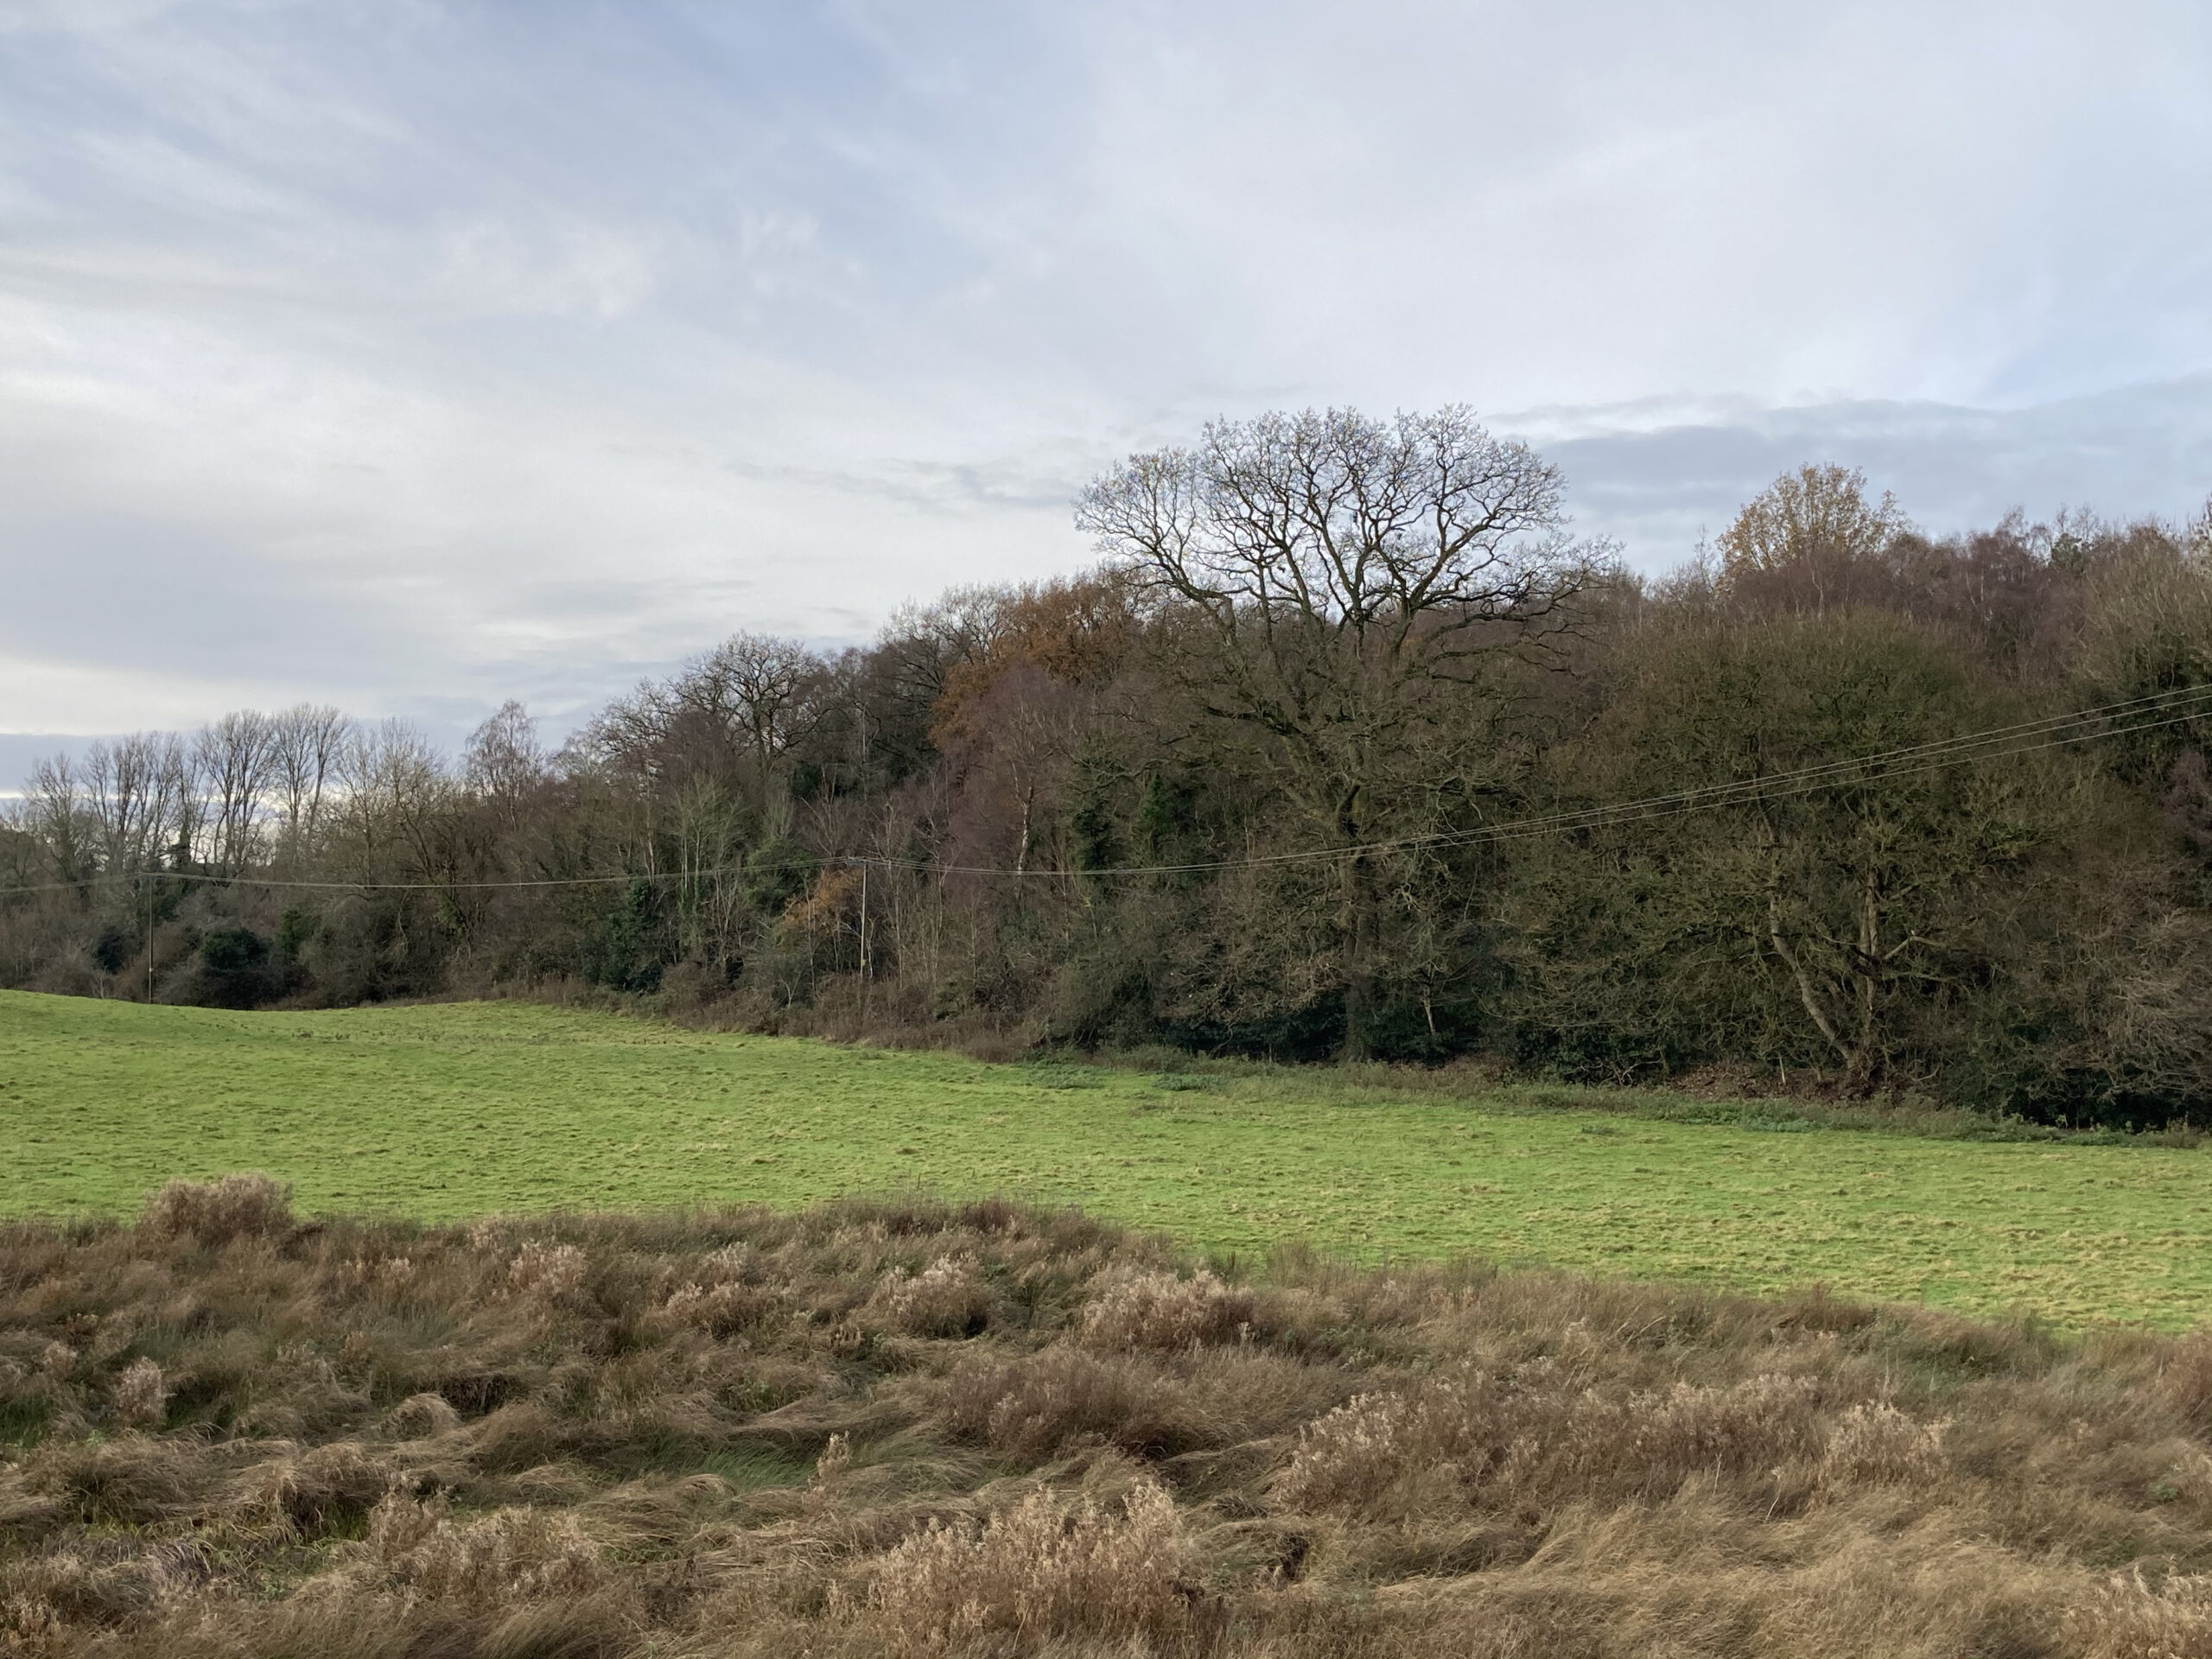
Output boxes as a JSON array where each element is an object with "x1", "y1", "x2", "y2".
[{"x1": 3, "y1": 0, "x2": 2209, "y2": 753}]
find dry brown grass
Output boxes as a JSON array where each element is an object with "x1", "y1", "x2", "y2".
[
  {"x1": 137, "y1": 1174, "x2": 293, "y2": 1247},
  {"x1": 5, "y1": 1179, "x2": 2212, "y2": 1656},
  {"x1": 505, "y1": 1239, "x2": 588, "y2": 1300},
  {"x1": 866, "y1": 1478, "x2": 1195, "y2": 1655},
  {"x1": 1079, "y1": 1268, "x2": 1255, "y2": 1352},
  {"x1": 105, "y1": 1360, "x2": 163, "y2": 1432},
  {"x1": 870, "y1": 1253, "x2": 992, "y2": 1339}
]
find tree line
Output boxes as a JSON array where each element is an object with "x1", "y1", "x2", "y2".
[{"x1": 7, "y1": 408, "x2": 2210, "y2": 1122}]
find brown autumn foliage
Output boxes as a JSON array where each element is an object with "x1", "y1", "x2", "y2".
[{"x1": 7, "y1": 1180, "x2": 2212, "y2": 1656}]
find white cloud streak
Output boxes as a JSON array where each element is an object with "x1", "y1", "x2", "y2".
[{"x1": 0, "y1": 0, "x2": 2207, "y2": 742}]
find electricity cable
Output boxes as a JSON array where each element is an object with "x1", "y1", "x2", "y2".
[{"x1": 1, "y1": 680, "x2": 2209, "y2": 899}]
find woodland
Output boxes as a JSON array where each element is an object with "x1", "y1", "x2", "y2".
[{"x1": 5, "y1": 410, "x2": 2211, "y2": 1125}]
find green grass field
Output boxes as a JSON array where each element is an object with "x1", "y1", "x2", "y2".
[{"x1": 2, "y1": 988, "x2": 2204, "y2": 1328}]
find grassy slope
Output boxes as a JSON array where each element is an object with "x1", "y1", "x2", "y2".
[{"x1": 2, "y1": 988, "x2": 2205, "y2": 1327}]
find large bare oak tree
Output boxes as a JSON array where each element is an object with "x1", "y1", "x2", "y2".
[{"x1": 1078, "y1": 405, "x2": 1595, "y2": 1057}]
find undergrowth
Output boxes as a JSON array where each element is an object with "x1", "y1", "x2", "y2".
[{"x1": 4, "y1": 1179, "x2": 2212, "y2": 1655}]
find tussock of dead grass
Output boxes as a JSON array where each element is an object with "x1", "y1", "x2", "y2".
[
  {"x1": 345, "y1": 1487, "x2": 608, "y2": 1609},
  {"x1": 505, "y1": 1239, "x2": 588, "y2": 1300},
  {"x1": 6, "y1": 1179, "x2": 2212, "y2": 1655},
  {"x1": 235, "y1": 1440, "x2": 399, "y2": 1535},
  {"x1": 106, "y1": 1359, "x2": 163, "y2": 1431},
  {"x1": 384, "y1": 1390, "x2": 461, "y2": 1440},
  {"x1": 139, "y1": 1174, "x2": 293, "y2": 1248},
  {"x1": 2066, "y1": 1569, "x2": 2212, "y2": 1659},
  {"x1": 870, "y1": 1254, "x2": 991, "y2": 1339},
  {"x1": 1079, "y1": 1268, "x2": 1255, "y2": 1351},
  {"x1": 865, "y1": 1478, "x2": 1195, "y2": 1655}
]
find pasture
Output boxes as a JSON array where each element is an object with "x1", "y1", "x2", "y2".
[{"x1": 1, "y1": 989, "x2": 2204, "y2": 1327}]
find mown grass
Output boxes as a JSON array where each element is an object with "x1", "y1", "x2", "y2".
[{"x1": 3, "y1": 989, "x2": 2207, "y2": 1327}]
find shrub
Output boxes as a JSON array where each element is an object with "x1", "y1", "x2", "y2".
[
  {"x1": 193, "y1": 926, "x2": 276, "y2": 1007},
  {"x1": 141, "y1": 1174, "x2": 294, "y2": 1246},
  {"x1": 91, "y1": 925, "x2": 134, "y2": 976},
  {"x1": 197, "y1": 927, "x2": 268, "y2": 975},
  {"x1": 580, "y1": 878, "x2": 674, "y2": 995},
  {"x1": 867, "y1": 1481, "x2": 1192, "y2": 1656}
]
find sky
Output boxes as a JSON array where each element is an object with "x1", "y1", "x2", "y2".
[{"x1": 3, "y1": 0, "x2": 2209, "y2": 765}]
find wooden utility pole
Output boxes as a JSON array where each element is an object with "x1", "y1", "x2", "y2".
[{"x1": 858, "y1": 859, "x2": 872, "y2": 1022}]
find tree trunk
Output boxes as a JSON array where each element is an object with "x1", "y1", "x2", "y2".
[
  {"x1": 1340, "y1": 847, "x2": 1373, "y2": 1061},
  {"x1": 1851, "y1": 861, "x2": 1882, "y2": 1090},
  {"x1": 1769, "y1": 887, "x2": 1859, "y2": 1079}
]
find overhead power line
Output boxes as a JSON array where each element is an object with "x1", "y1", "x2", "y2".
[{"x1": 1, "y1": 682, "x2": 2208, "y2": 899}]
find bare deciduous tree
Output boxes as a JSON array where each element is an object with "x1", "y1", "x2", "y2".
[
  {"x1": 194, "y1": 712, "x2": 279, "y2": 878},
  {"x1": 694, "y1": 632, "x2": 824, "y2": 781},
  {"x1": 271, "y1": 705, "x2": 352, "y2": 865},
  {"x1": 586, "y1": 633, "x2": 826, "y2": 813},
  {"x1": 22, "y1": 754, "x2": 87, "y2": 884},
  {"x1": 879, "y1": 586, "x2": 1014, "y2": 706},
  {"x1": 84, "y1": 734, "x2": 189, "y2": 875},
  {"x1": 336, "y1": 719, "x2": 451, "y2": 880},
  {"x1": 1079, "y1": 404, "x2": 1595, "y2": 1055},
  {"x1": 465, "y1": 701, "x2": 547, "y2": 814}
]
